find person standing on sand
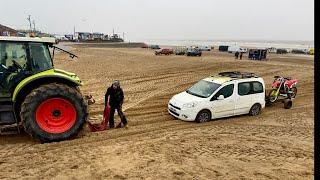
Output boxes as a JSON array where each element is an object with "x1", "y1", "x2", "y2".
[
  {"x1": 105, "y1": 80, "x2": 128, "y2": 128},
  {"x1": 235, "y1": 51, "x2": 239, "y2": 59},
  {"x1": 240, "y1": 52, "x2": 243, "y2": 60}
]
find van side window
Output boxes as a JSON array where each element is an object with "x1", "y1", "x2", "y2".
[
  {"x1": 238, "y1": 81, "x2": 264, "y2": 96},
  {"x1": 253, "y1": 82, "x2": 263, "y2": 93},
  {"x1": 215, "y1": 84, "x2": 234, "y2": 98},
  {"x1": 238, "y1": 82, "x2": 251, "y2": 96}
]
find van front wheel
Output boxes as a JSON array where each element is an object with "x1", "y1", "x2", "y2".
[{"x1": 195, "y1": 110, "x2": 211, "y2": 123}]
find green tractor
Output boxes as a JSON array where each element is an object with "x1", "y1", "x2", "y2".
[{"x1": 0, "y1": 36, "x2": 88, "y2": 142}]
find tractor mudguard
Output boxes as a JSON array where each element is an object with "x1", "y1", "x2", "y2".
[{"x1": 12, "y1": 69, "x2": 82, "y2": 102}]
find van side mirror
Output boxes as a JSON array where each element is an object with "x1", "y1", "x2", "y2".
[{"x1": 217, "y1": 95, "x2": 225, "y2": 100}]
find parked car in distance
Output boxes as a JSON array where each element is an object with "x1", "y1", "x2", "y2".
[
  {"x1": 228, "y1": 46, "x2": 247, "y2": 53},
  {"x1": 218, "y1": 45, "x2": 229, "y2": 52},
  {"x1": 186, "y1": 48, "x2": 202, "y2": 56},
  {"x1": 168, "y1": 72, "x2": 265, "y2": 123},
  {"x1": 155, "y1": 48, "x2": 174, "y2": 55},
  {"x1": 268, "y1": 47, "x2": 277, "y2": 53},
  {"x1": 141, "y1": 43, "x2": 149, "y2": 48},
  {"x1": 174, "y1": 46, "x2": 187, "y2": 55},
  {"x1": 276, "y1": 48, "x2": 288, "y2": 54},
  {"x1": 150, "y1": 45, "x2": 161, "y2": 49},
  {"x1": 309, "y1": 48, "x2": 314, "y2": 55},
  {"x1": 199, "y1": 46, "x2": 212, "y2": 51},
  {"x1": 175, "y1": 50, "x2": 186, "y2": 55},
  {"x1": 291, "y1": 49, "x2": 307, "y2": 54}
]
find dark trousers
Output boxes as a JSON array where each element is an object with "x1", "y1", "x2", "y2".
[{"x1": 109, "y1": 106, "x2": 127, "y2": 128}]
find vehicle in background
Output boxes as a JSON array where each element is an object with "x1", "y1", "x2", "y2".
[
  {"x1": 308, "y1": 48, "x2": 314, "y2": 55},
  {"x1": 218, "y1": 45, "x2": 229, "y2": 52},
  {"x1": 141, "y1": 43, "x2": 149, "y2": 48},
  {"x1": 168, "y1": 72, "x2": 265, "y2": 123},
  {"x1": 248, "y1": 49, "x2": 268, "y2": 60},
  {"x1": 186, "y1": 48, "x2": 202, "y2": 56},
  {"x1": 150, "y1": 45, "x2": 161, "y2": 49},
  {"x1": 174, "y1": 46, "x2": 187, "y2": 55},
  {"x1": 227, "y1": 46, "x2": 247, "y2": 53},
  {"x1": 53, "y1": 35, "x2": 69, "y2": 41},
  {"x1": 155, "y1": 48, "x2": 173, "y2": 55},
  {"x1": 268, "y1": 47, "x2": 277, "y2": 53},
  {"x1": 199, "y1": 46, "x2": 212, "y2": 51},
  {"x1": 276, "y1": 49, "x2": 288, "y2": 54},
  {"x1": 291, "y1": 49, "x2": 307, "y2": 54}
]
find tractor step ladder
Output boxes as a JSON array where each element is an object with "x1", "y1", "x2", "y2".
[
  {"x1": 0, "y1": 124, "x2": 21, "y2": 135},
  {"x1": 0, "y1": 104, "x2": 21, "y2": 135}
]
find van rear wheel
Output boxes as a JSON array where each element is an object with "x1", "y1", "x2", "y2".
[
  {"x1": 195, "y1": 110, "x2": 211, "y2": 123},
  {"x1": 249, "y1": 103, "x2": 261, "y2": 116}
]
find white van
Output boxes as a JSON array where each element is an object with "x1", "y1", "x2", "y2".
[
  {"x1": 199, "y1": 46, "x2": 212, "y2": 51},
  {"x1": 168, "y1": 72, "x2": 265, "y2": 123},
  {"x1": 228, "y1": 46, "x2": 247, "y2": 53}
]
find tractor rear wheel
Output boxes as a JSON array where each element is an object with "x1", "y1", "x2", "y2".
[{"x1": 20, "y1": 83, "x2": 88, "y2": 142}]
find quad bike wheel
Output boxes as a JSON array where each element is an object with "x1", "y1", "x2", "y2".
[
  {"x1": 196, "y1": 110, "x2": 211, "y2": 123},
  {"x1": 20, "y1": 83, "x2": 88, "y2": 142},
  {"x1": 283, "y1": 99, "x2": 293, "y2": 109}
]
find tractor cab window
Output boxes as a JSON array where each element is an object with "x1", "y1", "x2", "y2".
[
  {"x1": 0, "y1": 42, "x2": 28, "y2": 94},
  {"x1": 29, "y1": 43, "x2": 53, "y2": 72},
  {"x1": 0, "y1": 42, "x2": 28, "y2": 71}
]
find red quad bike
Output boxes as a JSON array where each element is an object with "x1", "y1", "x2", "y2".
[{"x1": 267, "y1": 76, "x2": 297, "y2": 109}]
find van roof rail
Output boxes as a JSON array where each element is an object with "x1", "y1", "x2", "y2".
[{"x1": 218, "y1": 71, "x2": 258, "y2": 78}]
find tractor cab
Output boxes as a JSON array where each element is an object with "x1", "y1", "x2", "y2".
[
  {"x1": 0, "y1": 36, "x2": 87, "y2": 142},
  {"x1": 0, "y1": 37, "x2": 55, "y2": 98}
]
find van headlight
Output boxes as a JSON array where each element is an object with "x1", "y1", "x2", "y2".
[{"x1": 183, "y1": 102, "x2": 197, "y2": 108}]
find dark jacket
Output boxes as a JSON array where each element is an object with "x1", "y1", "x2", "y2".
[{"x1": 105, "y1": 86, "x2": 124, "y2": 107}]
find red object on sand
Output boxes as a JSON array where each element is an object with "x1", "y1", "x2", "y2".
[{"x1": 88, "y1": 105, "x2": 110, "y2": 132}]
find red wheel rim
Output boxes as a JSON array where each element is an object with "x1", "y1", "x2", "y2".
[{"x1": 35, "y1": 98, "x2": 77, "y2": 134}]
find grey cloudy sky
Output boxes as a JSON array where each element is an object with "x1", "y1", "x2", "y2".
[{"x1": 0, "y1": 0, "x2": 314, "y2": 41}]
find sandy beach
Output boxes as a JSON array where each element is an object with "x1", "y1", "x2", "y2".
[{"x1": 0, "y1": 45, "x2": 314, "y2": 179}]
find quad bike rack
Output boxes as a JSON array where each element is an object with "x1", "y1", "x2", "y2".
[
  {"x1": 265, "y1": 95, "x2": 293, "y2": 109},
  {"x1": 265, "y1": 75, "x2": 297, "y2": 109}
]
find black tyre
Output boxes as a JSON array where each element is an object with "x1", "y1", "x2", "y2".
[
  {"x1": 249, "y1": 103, "x2": 261, "y2": 116},
  {"x1": 20, "y1": 83, "x2": 88, "y2": 142},
  {"x1": 284, "y1": 99, "x2": 293, "y2": 109},
  {"x1": 195, "y1": 110, "x2": 211, "y2": 123}
]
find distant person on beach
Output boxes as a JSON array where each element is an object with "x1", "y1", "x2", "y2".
[
  {"x1": 235, "y1": 51, "x2": 239, "y2": 59},
  {"x1": 105, "y1": 80, "x2": 128, "y2": 128},
  {"x1": 240, "y1": 52, "x2": 243, "y2": 60}
]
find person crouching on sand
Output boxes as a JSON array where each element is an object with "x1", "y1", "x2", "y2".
[{"x1": 105, "y1": 80, "x2": 128, "y2": 128}]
